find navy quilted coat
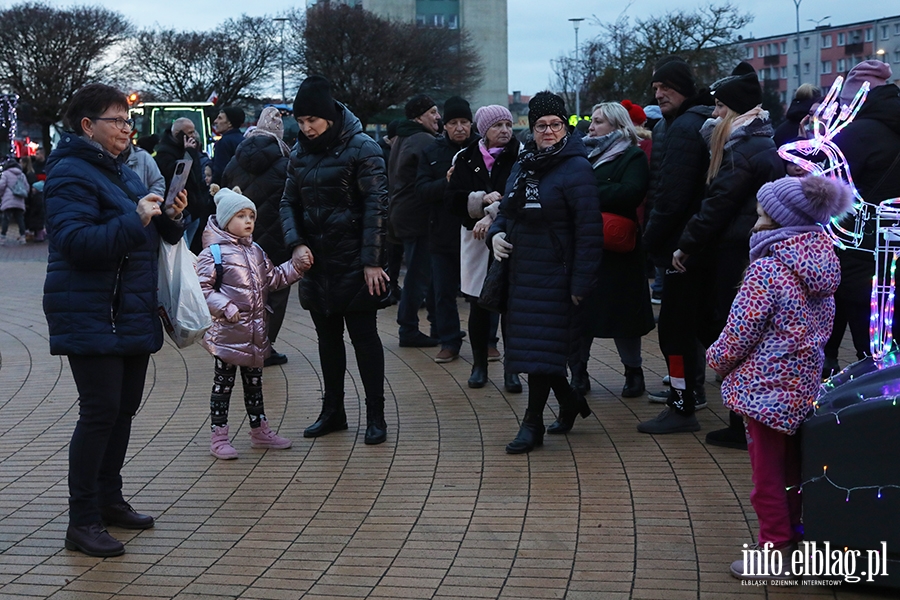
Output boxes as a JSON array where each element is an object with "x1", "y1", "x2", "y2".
[
  {"x1": 43, "y1": 134, "x2": 184, "y2": 356},
  {"x1": 279, "y1": 103, "x2": 389, "y2": 315},
  {"x1": 488, "y1": 135, "x2": 603, "y2": 376}
]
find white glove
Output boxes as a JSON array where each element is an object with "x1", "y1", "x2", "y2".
[{"x1": 492, "y1": 232, "x2": 513, "y2": 261}]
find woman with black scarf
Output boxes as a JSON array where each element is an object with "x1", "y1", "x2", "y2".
[
  {"x1": 487, "y1": 92, "x2": 603, "y2": 454},
  {"x1": 279, "y1": 75, "x2": 392, "y2": 445}
]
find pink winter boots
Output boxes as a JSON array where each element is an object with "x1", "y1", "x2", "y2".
[{"x1": 210, "y1": 420, "x2": 292, "y2": 459}]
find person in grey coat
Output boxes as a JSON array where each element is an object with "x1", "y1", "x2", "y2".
[{"x1": 121, "y1": 143, "x2": 165, "y2": 197}]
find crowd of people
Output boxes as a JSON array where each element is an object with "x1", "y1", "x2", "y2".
[{"x1": 34, "y1": 57, "x2": 900, "y2": 581}]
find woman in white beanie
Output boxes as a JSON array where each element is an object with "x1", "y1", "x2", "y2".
[{"x1": 447, "y1": 105, "x2": 522, "y2": 392}]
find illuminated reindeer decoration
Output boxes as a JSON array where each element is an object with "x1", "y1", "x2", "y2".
[{"x1": 779, "y1": 76, "x2": 900, "y2": 362}]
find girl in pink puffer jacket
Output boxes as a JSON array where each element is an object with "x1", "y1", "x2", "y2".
[
  {"x1": 196, "y1": 186, "x2": 307, "y2": 459},
  {"x1": 706, "y1": 176, "x2": 853, "y2": 581}
]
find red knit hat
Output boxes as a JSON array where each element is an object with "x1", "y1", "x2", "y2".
[{"x1": 620, "y1": 100, "x2": 646, "y2": 126}]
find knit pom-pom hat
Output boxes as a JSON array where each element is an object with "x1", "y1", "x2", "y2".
[
  {"x1": 757, "y1": 176, "x2": 854, "y2": 227},
  {"x1": 211, "y1": 184, "x2": 256, "y2": 229},
  {"x1": 474, "y1": 105, "x2": 513, "y2": 135}
]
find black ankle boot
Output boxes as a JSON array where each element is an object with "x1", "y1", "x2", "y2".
[
  {"x1": 547, "y1": 391, "x2": 591, "y2": 434},
  {"x1": 468, "y1": 364, "x2": 488, "y2": 388},
  {"x1": 304, "y1": 393, "x2": 348, "y2": 438},
  {"x1": 505, "y1": 410, "x2": 545, "y2": 454},
  {"x1": 569, "y1": 365, "x2": 591, "y2": 395},
  {"x1": 622, "y1": 366, "x2": 645, "y2": 398},
  {"x1": 65, "y1": 522, "x2": 125, "y2": 557},
  {"x1": 705, "y1": 410, "x2": 747, "y2": 450},
  {"x1": 504, "y1": 372, "x2": 522, "y2": 393},
  {"x1": 364, "y1": 397, "x2": 387, "y2": 445}
]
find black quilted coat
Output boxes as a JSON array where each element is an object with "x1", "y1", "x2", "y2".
[
  {"x1": 279, "y1": 103, "x2": 390, "y2": 315},
  {"x1": 677, "y1": 117, "x2": 784, "y2": 256},
  {"x1": 222, "y1": 135, "x2": 290, "y2": 265}
]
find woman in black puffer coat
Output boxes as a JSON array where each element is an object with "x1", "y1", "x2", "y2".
[
  {"x1": 223, "y1": 107, "x2": 292, "y2": 366},
  {"x1": 279, "y1": 76, "x2": 391, "y2": 445}
]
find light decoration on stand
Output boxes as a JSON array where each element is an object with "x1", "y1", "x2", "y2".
[
  {"x1": 0, "y1": 94, "x2": 19, "y2": 157},
  {"x1": 779, "y1": 76, "x2": 900, "y2": 360}
]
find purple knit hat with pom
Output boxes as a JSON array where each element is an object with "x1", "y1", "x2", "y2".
[{"x1": 757, "y1": 176, "x2": 854, "y2": 227}]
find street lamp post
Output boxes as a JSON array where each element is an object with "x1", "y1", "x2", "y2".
[
  {"x1": 273, "y1": 17, "x2": 289, "y2": 105},
  {"x1": 808, "y1": 16, "x2": 830, "y2": 87},
  {"x1": 793, "y1": 0, "x2": 802, "y2": 93},
  {"x1": 569, "y1": 18, "x2": 585, "y2": 119}
]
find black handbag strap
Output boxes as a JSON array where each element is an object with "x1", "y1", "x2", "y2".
[
  {"x1": 866, "y1": 149, "x2": 900, "y2": 200},
  {"x1": 95, "y1": 163, "x2": 141, "y2": 204}
]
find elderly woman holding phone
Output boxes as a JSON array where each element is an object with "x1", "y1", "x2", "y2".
[
  {"x1": 43, "y1": 84, "x2": 188, "y2": 557},
  {"x1": 487, "y1": 92, "x2": 603, "y2": 454}
]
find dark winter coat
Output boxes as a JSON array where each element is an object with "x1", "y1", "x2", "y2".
[
  {"x1": 834, "y1": 83, "x2": 900, "y2": 297},
  {"x1": 222, "y1": 135, "x2": 291, "y2": 265},
  {"x1": 388, "y1": 121, "x2": 437, "y2": 239},
  {"x1": 280, "y1": 103, "x2": 390, "y2": 315},
  {"x1": 678, "y1": 117, "x2": 784, "y2": 256},
  {"x1": 642, "y1": 100, "x2": 714, "y2": 267},
  {"x1": 42, "y1": 134, "x2": 184, "y2": 356},
  {"x1": 416, "y1": 131, "x2": 478, "y2": 254},
  {"x1": 447, "y1": 137, "x2": 521, "y2": 229},
  {"x1": 773, "y1": 96, "x2": 818, "y2": 147},
  {"x1": 212, "y1": 128, "x2": 243, "y2": 184},
  {"x1": 488, "y1": 135, "x2": 603, "y2": 376},
  {"x1": 583, "y1": 144, "x2": 655, "y2": 339},
  {"x1": 155, "y1": 129, "x2": 208, "y2": 252}
]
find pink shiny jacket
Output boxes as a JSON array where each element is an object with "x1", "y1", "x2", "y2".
[{"x1": 196, "y1": 216, "x2": 302, "y2": 367}]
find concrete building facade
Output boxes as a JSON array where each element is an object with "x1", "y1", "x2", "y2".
[
  {"x1": 740, "y1": 14, "x2": 900, "y2": 104},
  {"x1": 317, "y1": 0, "x2": 509, "y2": 109}
]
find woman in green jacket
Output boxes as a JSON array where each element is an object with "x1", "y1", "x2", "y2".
[{"x1": 577, "y1": 102, "x2": 655, "y2": 397}]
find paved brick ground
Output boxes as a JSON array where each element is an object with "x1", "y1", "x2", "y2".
[{"x1": 0, "y1": 241, "x2": 892, "y2": 599}]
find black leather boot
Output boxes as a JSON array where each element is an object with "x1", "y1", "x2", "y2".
[
  {"x1": 504, "y1": 372, "x2": 522, "y2": 393},
  {"x1": 364, "y1": 397, "x2": 387, "y2": 445},
  {"x1": 547, "y1": 390, "x2": 592, "y2": 434},
  {"x1": 505, "y1": 410, "x2": 545, "y2": 454},
  {"x1": 303, "y1": 393, "x2": 348, "y2": 438},
  {"x1": 622, "y1": 366, "x2": 645, "y2": 398},
  {"x1": 705, "y1": 410, "x2": 747, "y2": 450},
  {"x1": 569, "y1": 363, "x2": 591, "y2": 395},
  {"x1": 468, "y1": 344, "x2": 489, "y2": 388},
  {"x1": 65, "y1": 522, "x2": 125, "y2": 557}
]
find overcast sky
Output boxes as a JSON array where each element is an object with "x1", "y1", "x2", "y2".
[{"x1": 39, "y1": 0, "x2": 894, "y2": 95}]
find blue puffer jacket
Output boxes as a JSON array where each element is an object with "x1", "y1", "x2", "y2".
[
  {"x1": 488, "y1": 135, "x2": 603, "y2": 376},
  {"x1": 43, "y1": 134, "x2": 184, "y2": 356}
]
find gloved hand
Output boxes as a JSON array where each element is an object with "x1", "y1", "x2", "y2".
[{"x1": 492, "y1": 232, "x2": 513, "y2": 261}]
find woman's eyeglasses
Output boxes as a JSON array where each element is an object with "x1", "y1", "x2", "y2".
[
  {"x1": 93, "y1": 117, "x2": 135, "y2": 131},
  {"x1": 534, "y1": 121, "x2": 566, "y2": 133}
]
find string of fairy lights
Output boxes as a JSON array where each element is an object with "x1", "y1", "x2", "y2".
[
  {"x1": 788, "y1": 465, "x2": 900, "y2": 502},
  {"x1": 0, "y1": 94, "x2": 18, "y2": 157}
]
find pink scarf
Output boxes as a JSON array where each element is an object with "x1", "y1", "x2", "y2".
[{"x1": 478, "y1": 139, "x2": 504, "y2": 173}]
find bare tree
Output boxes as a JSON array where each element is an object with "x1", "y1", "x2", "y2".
[
  {"x1": 125, "y1": 16, "x2": 279, "y2": 107},
  {"x1": 0, "y1": 2, "x2": 131, "y2": 153},
  {"x1": 286, "y1": 3, "x2": 483, "y2": 127},
  {"x1": 572, "y1": 3, "x2": 752, "y2": 106}
]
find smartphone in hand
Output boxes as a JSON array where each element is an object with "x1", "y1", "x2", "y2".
[{"x1": 165, "y1": 157, "x2": 193, "y2": 207}]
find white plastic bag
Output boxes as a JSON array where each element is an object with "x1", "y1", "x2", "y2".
[{"x1": 157, "y1": 238, "x2": 211, "y2": 348}]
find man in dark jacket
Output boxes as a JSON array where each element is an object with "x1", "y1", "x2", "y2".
[
  {"x1": 155, "y1": 118, "x2": 207, "y2": 254},
  {"x1": 829, "y1": 62, "x2": 900, "y2": 369},
  {"x1": 389, "y1": 94, "x2": 441, "y2": 347},
  {"x1": 416, "y1": 97, "x2": 478, "y2": 362},
  {"x1": 638, "y1": 58, "x2": 714, "y2": 434},
  {"x1": 211, "y1": 106, "x2": 245, "y2": 184}
]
